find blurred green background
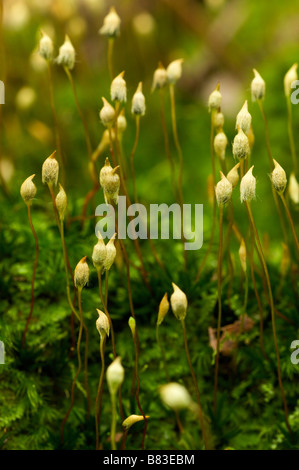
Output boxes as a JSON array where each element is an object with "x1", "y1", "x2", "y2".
[
  {"x1": 1, "y1": 0, "x2": 299, "y2": 235},
  {"x1": 1, "y1": 0, "x2": 299, "y2": 451}
]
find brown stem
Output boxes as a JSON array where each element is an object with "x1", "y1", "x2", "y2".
[
  {"x1": 245, "y1": 202, "x2": 291, "y2": 434},
  {"x1": 48, "y1": 184, "x2": 76, "y2": 352},
  {"x1": 95, "y1": 335, "x2": 106, "y2": 450},
  {"x1": 286, "y1": 97, "x2": 298, "y2": 174},
  {"x1": 64, "y1": 67, "x2": 92, "y2": 159},
  {"x1": 104, "y1": 270, "x2": 109, "y2": 310},
  {"x1": 159, "y1": 88, "x2": 177, "y2": 199},
  {"x1": 81, "y1": 182, "x2": 100, "y2": 226},
  {"x1": 181, "y1": 319, "x2": 208, "y2": 449},
  {"x1": 98, "y1": 271, "x2": 116, "y2": 358},
  {"x1": 47, "y1": 62, "x2": 65, "y2": 185},
  {"x1": 195, "y1": 114, "x2": 216, "y2": 282},
  {"x1": 249, "y1": 237, "x2": 268, "y2": 361},
  {"x1": 213, "y1": 205, "x2": 223, "y2": 413},
  {"x1": 97, "y1": 270, "x2": 124, "y2": 425},
  {"x1": 280, "y1": 193, "x2": 299, "y2": 253},
  {"x1": 258, "y1": 100, "x2": 289, "y2": 243},
  {"x1": 130, "y1": 116, "x2": 140, "y2": 205},
  {"x1": 60, "y1": 286, "x2": 84, "y2": 443},
  {"x1": 169, "y1": 83, "x2": 187, "y2": 269},
  {"x1": 156, "y1": 324, "x2": 184, "y2": 433},
  {"x1": 59, "y1": 220, "x2": 77, "y2": 355},
  {"x1": 131, "y1": 328, "x2": 147, "y2": 450},
  {"x1": 109, "y1": 140, "x2": 151, "y2": 292},
  {"x1": 78, "y1": 287, "x2": 90, "y2": 419},
  {"x1": 21, "y1": 204, "x2": 39, "y2": 349},
  {"x1": 107, "y1": 38, "x2": 114, "y2": 81},
  {"x1": 224, "y1": 204, "x2": 235, "y2": 306}
]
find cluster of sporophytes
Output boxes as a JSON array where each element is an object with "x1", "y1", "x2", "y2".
[{"x1": 2, "y1": 6, "x2": 299, "y2": 451}]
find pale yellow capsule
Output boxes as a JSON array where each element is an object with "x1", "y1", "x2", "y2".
[
  {"x1": 100, "y1": 97, "x2": 115, "y2": 128},
  {"x1": 159, "y1": 382, "x2": 192, "y2": 410},
  {"x1": 96, "y1": 309, "x2": 110, "y2": 339},
  {"x1": 122, "y1": 414, "x2": 150, "y2": 430},
  {"x1": 131, "y1": 82, "x2": 146, "y2": 116},
  {"x1": 99, "y1": 6, "x2": 121, "y2": 37},
  {"x1": 215, "y1": 172, "x2": 233, "y2": 206},
  {"x1": 20, "y1": 174, "x2": 37, "y2": 205},
  {"x1": 74, "y1": 256, "x2": 89, "y2": 288},
  {"x1": 226, "y1": 163, "x2": 240, "y2": 189},
  {"x1": 157, "y1": 293, "x2": 169, "y2": 326},
  {"x1": 55, "y1": 184, "x2": 67, "y2": 221},
  {"x1": 111, "y1": 71, "x2": 127, "y2": 103},
  {"x1": 42, "y1": 150, "x2": 59, "y2": 186},
  {"x1": 170, "y1": 283, "x2": 188, "y2": 321},
  {"x1": 284, "y1": 63, "x2": 298, "y2": 97},
  {"x1": 271, "y1": 159, "x2": 287, "y2": 194},
  {"x1": 106, "y1": 357, "x2": 124, "y2": 396},
  {"x1": 56, "y1": 35, "x2": 75, "y2": 70},
  {"x1": 251, "y1": 69, "x2": 265, "y2": 101},
  {"x1": 104, "y1": 233, "x2": 117, "y2": 271},
  {"x1": 240, "y1": 166, "x2": 256, "y2": 203}
]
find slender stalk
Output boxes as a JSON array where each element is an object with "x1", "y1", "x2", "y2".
[
  {"x1": 110, "y1": 393, "x2": 117, "y2": 450},
  {"x1": 59, "y1": 220, "x2": 76, "y2": 351},
  {"x1": 213, "y1": 205, "x2": 223, "y2": 413},
  {"x1": 120, "y1": 429, "x2": 129, "y2": 450},
  {"x1": 131, "y1": 325, "x2": 147, "y2": 450},
  {"x1": 286, "y1": 98, "x2": 298, "y2": 174},
  {"x1": 104, "y1": 270, "x2": 109, "y2": 310},
  {"x1": 245, "y1": 202, "x2": 291, "y2": 434},
  {"x1": 109, "y1": 140, "x2": 151, "y2": 292},
  {"x1": 78, "y1": 287, "x2": 90, "y2": 418},
  {"x1": 97, "y1": 269, "x2": 124, "y2": 425},
  {"x1": 108, "y1": 127, "x2": 118, "y2": 167},
  {"x1": 159, "y1": 88, "x2": 177, "y2": 199},
  {"x1": 21, "y1": 205, "x2": 39, "y2": 349},
  {"x1": 257, "y1": 100, "x2": 275, "y2": 169},
  {"x1": 181, "y1": 319, "x2": 208, "y2": 449},
  {"x1": 113, "y1": 105, "x2": 165, "y2": 272},
  {"x1": 130, "y1": 116, "x2": 140, "y2": 204},
  {"x1": 47, "y1": 62, "x2": 65, "y2": 185},
  {"x1": 257, "y1": 100, "x2": 289, "y2": 243},
  {"x1": 156, "y1": 324, "x2": 170, "y2": 380},
  {"x1": 280, "y1": 193, "x2": 299, "y2": 252},
  {"x1": 107, "y1": 38, "x2": 114, "y2": 81},
  {"x1": 169, "y1": 83, "x2": 188, "y2": 268},
  {"x1": 48, "y1": 184, "x2": 61, "y2": 229},
  {"x1": 195, "y1": 114, "x2": 216, "y2": 282},
  {"x1": 95, "y1": 334, "x2": 106, "y2": 450},
  {"x1": 117, "y1": 236, "x2": 138, "y2": 403},
  {"x1": 121, "y1": 246, "x2": 140, "y2": 401},
  {"x1": 60, "y1": 286, "x2": 84, "y2": 443},
  {"x1": 156, "y1": 324, "x2": 184, "y2": 434},
  {"x1": 224, "y1": 204, "x2": 236, "y2": 306},
  {"x1": 249, "y1": 237, "x2": 268, "y2": 360},
  {"x1": 169, "y1": 83, "x2": 184, "y2": 208},
  {"x1": 48, "y1": 184, "x2": 76, "y2": 353},
  {"x1": 240, "y1": 268, "x2": 248, "y2": 332},
  {"x1": 64, "y1": 67, "x2": 92, "y2": 159},
  {"x1": 80, "y1": 181, "x2": 100, "y2": 226},
  {"x1": 98, "y1": 271, "x2": 116, "y2": 358}
]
